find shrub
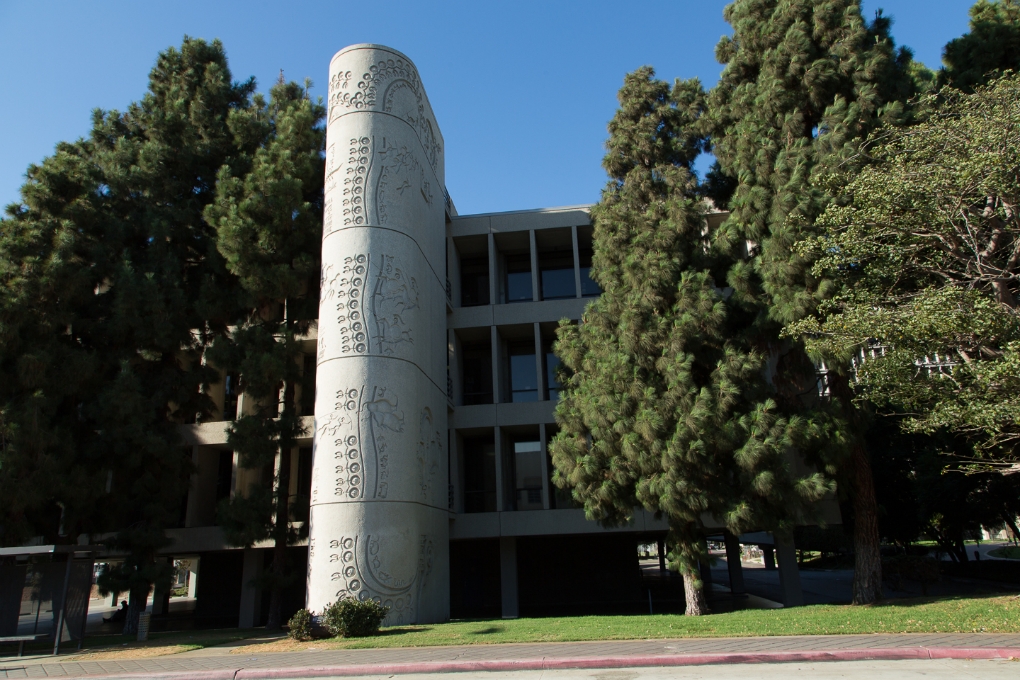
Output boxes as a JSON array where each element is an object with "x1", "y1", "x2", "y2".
[
  {"x1": 322, "y1": 597, "x2": 389, "y2": 637},
  {"x1": 287, "y1": 608, "x2": 313, "y2": 641}
]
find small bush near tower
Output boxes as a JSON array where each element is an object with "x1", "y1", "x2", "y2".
[{"x1": 323, "y1": 598, "x2": 390, "y2": 637}]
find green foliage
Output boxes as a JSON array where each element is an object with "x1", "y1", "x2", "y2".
[
  {"x1": 204, "y1": 77, "x2": 325, "y2": 629},
  {"x1": 793, "y1": 74, "x2": 1020, "y2": 470},
  {"x1": 550, "y1": 66, "x2": 833, "y2": 616},
  {"x1": 941, "y1": 0, "x2": 1020, "y2": 91},
  {"x1": 322, "y1": 597, "x2": 389, "y2": 638},
  {"x1": 287, "y1": 608, "x2": 314, "y2": 641}
]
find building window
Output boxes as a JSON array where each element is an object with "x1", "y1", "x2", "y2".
[
  {"x1": 578, "y1": 249, "x2": 601, "y2": 297},
  {"x1": 461, "y1": 342, "x2": 493, "y2": 405},
  {"x1": 539, "y1": 252, "x2": 575, "y2": 300},
  {"x1": 546, "y1": 349, "x2": 562, "y2": 401},
  {"x1": 223, "y1": 373, "x2": 240, "y2": 420},
  {"x1": 512, "y1": 439, "x2": 544, "y2": 510},
  {"x1": 508, "y1": 344, "x2": 538, "y2": 402},
  {"x1": 460, "y1": 256, "x2": 490, "y2": 307},
  {"x1": 463, "y1": 435, "x2": 497, "y2": 513},
  {"x1": 504, "y1": 254, "x2": 532, "y2": 303}
]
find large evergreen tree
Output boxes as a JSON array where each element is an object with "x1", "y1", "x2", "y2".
[
  {"x1": 941, "y1": 0, "x2": 1020, "y2": 91},
  {"x1": 706, "y1": 0, "x2": 919, "y2": 604},
  {"x1": 1, "y1": 37, "x2": 261, "y2": 634},
  {"x1": 550, "y1": 68, "x2": 831, "y2": 615},
  {"x1": 205, "y1": 77, "x2": 325, "y2": 629}
]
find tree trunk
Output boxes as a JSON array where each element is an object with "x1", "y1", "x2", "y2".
[
  {"x1": 848, "y1": 439, "x2": 883, "y2": 604},
  {"x1": 265, "y1": 382, "x2": 294, "y2": 631},
  {"x1": 681, "y1": 567, "x2": 709, "y2": 616},
  {"x1": 122, "y1": 582, "x2": 148, "y2": 636}
]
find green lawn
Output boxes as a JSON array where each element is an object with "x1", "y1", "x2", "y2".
[
  {"x1": 989, "y1": 546, "x2": 1020, "y2": 560},
  {"x1": 235, "y1": 594, "x2": 1020, "y2": 652},
  {"x1": 12, "y1": 593, "x2": 1017, "y2": 660}
]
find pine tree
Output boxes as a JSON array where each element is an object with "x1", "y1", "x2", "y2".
[
  {"x1": 706, "y1": 0, "x2": 918, "y2": 605},
  {"x1": 550, "y1": 68, "x2": 831, "y2": 615},
  {"x1": 205, "y1": 78, "x2": 325, "y2": 630},
  {"x1": 941, "y1": 0, "x2": 1020, "y2": 91},
  {"x1": 1, "y1": 37, "x2": 261, "y2": 634}
]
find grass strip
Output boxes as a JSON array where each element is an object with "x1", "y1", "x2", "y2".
[{"x1": 235, "y1": 593, "x2": 1020, "y2": 653}]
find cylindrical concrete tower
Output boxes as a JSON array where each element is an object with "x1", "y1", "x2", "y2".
[{"x1": 308, "y1": 45, "x2": 449, "y2": 625}]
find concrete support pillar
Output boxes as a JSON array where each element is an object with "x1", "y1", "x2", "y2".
[
  {"x1": 238, "y1": 548, "x2": 263, "y2": 629},
  {"x1": 657, "y1": 539, "x2": 667, "y2": 574},
  {"x1": 539, "y1": 423, "x2": 550, "y2": 510},
  {"x1": 529, "y1": 230, "x2": 540, "y2": 302},
  {"x1": 763, "y1": 545, "x2": 776, "y2": 570},
  {"x1": 151, "y1": 558, "x2": 171, "y2": 616},
  {"x1": 499, "y1": 537, "x2": 519, "y2": 619},
  {"x1": 307, "y1": 44, "x2": 450, "y2": 625},
  {"x1": 533, "y1": 323, "x2": 545, "y2": 400},
  {"x1": 724, "y1": 532, "x2": 746, "y2": 596},
  {"x1": 491, "y1": 326, "x2": 501, "y2": 404},
  {"x1": 775, "y1": 535, "x2": 804, "y2": 607},
  {"x1": 699, "y1": 559, "x2": 713, "y2": 593},
  {"x1": 187, "y1": 558, "x2": 200, "y2": 599},
  {"x1": 571, "y1": 225, "x2": 582, "y2": 298},
  {"x1": 488, "y1": 232, "x2": 498, "y2": 305}
]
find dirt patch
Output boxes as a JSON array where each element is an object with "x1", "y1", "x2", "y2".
[{"x1": 61, "y1": 644, "x2": 197, "y2": 661}]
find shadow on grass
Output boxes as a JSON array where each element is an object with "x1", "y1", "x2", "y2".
[
  {"x1": 857, "y1": 591, "x2": 1017, "y2": 610},
  {"x1": 468, "y1": 626, "x2": 505, "y2": 636}
]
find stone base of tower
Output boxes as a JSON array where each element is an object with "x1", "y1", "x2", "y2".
[{"x1": 307, "y1": 502, "x2": 449, "y2": 625}]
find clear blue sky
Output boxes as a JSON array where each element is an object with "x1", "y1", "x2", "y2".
[{"x1": 0, "y1": 0, "x2": 978, "y2": 215}]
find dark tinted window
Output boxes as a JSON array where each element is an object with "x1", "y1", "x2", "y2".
[
  {"x1": 505, "y1": 254, "x2": 532, "y2": 303},
  {"x1": 578, "y1": 250, "x2": 601, "y2": 297},
  {"x1": 539, "y1": 252, "x2": 575, "y2": 300},
  {"x1": 508, "y1": 344, "x2": 538, "y2": 402},
  {"x1": 461, "y1": 257, "x2": 490, "y2": 306},
  {"x1": 463, "y1": 435, "x2": 497, "y2": 513},
  {"x1": 462, "y1": 343, "x2": 493, "y2": 405}
]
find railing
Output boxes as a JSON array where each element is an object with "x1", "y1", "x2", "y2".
[{"x1": 815, "y1": 341, "x2": 957, "y2": 399}]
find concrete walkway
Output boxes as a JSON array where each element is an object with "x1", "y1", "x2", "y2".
[{"x1": 1, "y1": 633, "x2": 1019, "y2": 679}]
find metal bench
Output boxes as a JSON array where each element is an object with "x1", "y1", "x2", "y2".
[{"x1": 0, "y1": 634, "x2": 48, "y2": 657}]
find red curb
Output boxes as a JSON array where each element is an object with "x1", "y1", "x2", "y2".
[{"x1": 90, "y1": 647, "x2": 1020, "y2": 680}]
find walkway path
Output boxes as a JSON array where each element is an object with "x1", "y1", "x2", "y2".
[{"x1": 2, "y1": 633, "x2": 1019, "y2": 679}]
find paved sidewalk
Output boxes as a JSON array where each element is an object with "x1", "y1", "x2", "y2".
[{"x1": 1, "y1": 633, "x2": 1019, "y2": 679}]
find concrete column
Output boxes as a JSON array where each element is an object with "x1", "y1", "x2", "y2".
[
  {"x1": 491, "y1": 326, "x2": 501, "y2": 404},
  {"x1": 529, "y1": 230, "x2": 540, "y2": 302},
  {"x1": 488, "y1": 233, "x2": 498, "y2": 305},
  {"x1": 533, "y1": 323, "x2": 545, "y2": 400},
  {"x1": 151, "y1": 557, "x2": 171, "y2": 616},
  {"x1": 657, "y1": 539, "x2": 667, "y2": 574},
  {"x1": 539, "y1": 423, "x2": 550, "y2": 510},
  {"x1": 763, "y1": 545, "x2": 776, "y2": 570},
  {"x1": 238, "y1": 548, "x2": 263, "y2": 628},
  {"x1": 307, "y1": 44, "x2": 450, "y2": 625},
  {"x1": 724, "y1": 532, "x2": 746, "y2": 596},
  {"x1": 187, "y1": 558, "x2": 200, "y2": 599},
  {"x1": 448, "y1": 429, "x2": 459, "y2": 512},
  {"x1": 699, "y1": 559, "x2": 713, "y2": 593},
  {"x1": 499, "y1": 537, "x2": 519, "y2": 619},
  {"x1": 775, "y1": 535, "x2": 804, "y2": 607},
  {"x1": 494, "y1": 426, "x2": 505, "y2": 511},
  {"x1": 571, "y1": 225, "x2": 582, "y2": 298}
]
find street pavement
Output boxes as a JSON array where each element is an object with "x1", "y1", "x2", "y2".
[{"x1": 1, "y1": 633, "x2": 1018, "y2": 679}]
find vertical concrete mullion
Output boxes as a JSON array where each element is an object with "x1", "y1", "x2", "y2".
[
  {"x1": 447, "y1": 429, "x2": 458, "y2": 512},
  {"x1": 529, "y1": 230, "x2": 540, "y2": 302},
  {"x1": 539, "y1": 423, "x2": 550, "y2": 510},
  {"x1": 534, "y1": 322, "x2": 545, "y2": 400},
  {"x1": 724, "y1": 531, "x2": 746, "y2": 596},
  {"x1": 488, "y1": 232, "x2": 498, "y2": 306},
  {"x1": 491, "y1": 326, "x2": 501, "y2": 404},
  {"x1": 571, "y1": 225, "x2": 582, "y2": 298},
  {"x1": 494, "y1": 425, "x2": 505, "y2": 512}
]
